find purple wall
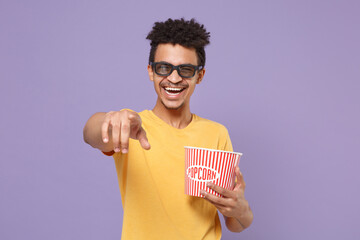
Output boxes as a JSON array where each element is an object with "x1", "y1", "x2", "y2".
[{"x1": 1, "y1": 0, "x2": 359, "y2": 239}]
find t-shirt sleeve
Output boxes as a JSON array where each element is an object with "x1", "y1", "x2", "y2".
[{"x1": 219, "y1": 125, "x2": 233, "y2": 152}]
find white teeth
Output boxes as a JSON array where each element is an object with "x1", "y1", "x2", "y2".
[
  {"x1": 164, "y1": 87, "x2": 185, "y2": 96},
  {"x1": 165, "y1": 87, "x2": 182, "y2": 92}
]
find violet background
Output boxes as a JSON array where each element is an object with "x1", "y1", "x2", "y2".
[{"x1": 1, "y1": 0, "x2": 359, "y2": 239}]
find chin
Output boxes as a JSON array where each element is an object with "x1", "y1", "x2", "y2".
[{"x1": 161, "y1": 100, "x2": 185, "y2": 110}]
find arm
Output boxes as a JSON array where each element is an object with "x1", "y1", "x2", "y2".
[
  {"x1": 201, "y1": 167, "x2": 253, "y2": 232},
  {"x1": 83, "y1": 110, "x2": 150, "y2": 153}
]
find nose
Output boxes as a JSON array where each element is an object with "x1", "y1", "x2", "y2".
[{"x1": 167, "y1": 69, "x2": 182, "y2": 84}]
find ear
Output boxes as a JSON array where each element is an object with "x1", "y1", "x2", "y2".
[
  {"x1": 196, "y1": 68, "x2": 205, "y2": 84},
  {"x1": 147, "y1": 65, "x2": 154, "y2": 81}
]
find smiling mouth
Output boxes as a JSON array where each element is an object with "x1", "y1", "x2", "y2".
[{"x1": 163, "y1": 87, "x2": 186, "y2": 95}]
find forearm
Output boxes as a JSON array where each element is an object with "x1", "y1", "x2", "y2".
[
  {"x1": 83, "y1": 112, "x2": 113, "y2": 152},
  {"x1": 225, "y1": 206, "x2": 253, "y2": 232}
]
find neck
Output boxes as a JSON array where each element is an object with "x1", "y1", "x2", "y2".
[{"x1": 152, "y1": 99, "x2": 192, "y2": 129}]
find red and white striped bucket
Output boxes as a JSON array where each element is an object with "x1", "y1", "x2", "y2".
[{"x1": 185, "y1": 146, "x2": 242, "y2": 198}]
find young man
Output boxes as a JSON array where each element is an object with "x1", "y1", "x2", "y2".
[{"x1": 83, "y1": 18, "x2": 253, "y2": 239}]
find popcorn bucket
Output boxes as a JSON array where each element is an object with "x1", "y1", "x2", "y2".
[{"x1": 185, "y1": 146, "x2": 242, "y2": 197}]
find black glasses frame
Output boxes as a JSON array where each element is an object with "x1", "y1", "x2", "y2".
[{"x1": 150, "y1": 61, "x2": 203, "y2": 78}]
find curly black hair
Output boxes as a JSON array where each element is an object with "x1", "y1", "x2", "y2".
[{"x1": 146, "y1": 18, "x2": 210, "y2": 68}]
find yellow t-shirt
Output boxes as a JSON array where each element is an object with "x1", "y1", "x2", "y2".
[{"x1": 111, "y1": 110, "x2": 233, "y2": 240}]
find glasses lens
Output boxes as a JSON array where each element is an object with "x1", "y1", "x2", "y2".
[
  {"x1": 155, "y1": 63, "x2": 172, "y2": 75},
  {"x1": 179, "y1": 66, "x2": 196, "y2": 77}
]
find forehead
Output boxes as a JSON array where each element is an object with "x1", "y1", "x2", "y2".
[{"x1": 154, "y1": 43, "x2": 198, "y2": 65}]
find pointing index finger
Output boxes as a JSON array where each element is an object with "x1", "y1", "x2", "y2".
[
  {"x1": 128, "y1": 112, "x2": 151, "y2": 150},
  {"x1": 137, "y1": 127, "x2": 151, "y2": 150}
]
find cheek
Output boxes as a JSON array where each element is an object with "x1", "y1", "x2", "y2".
[
  {"x1": 153, "y1": 79, "x2": 164, "y2": 93},
  {"x1": 186, "y1": 84, "x2": 196, "y2": 96},
  {"x1": 154, "y1": 83, "x2": 161, "y2": 93}
]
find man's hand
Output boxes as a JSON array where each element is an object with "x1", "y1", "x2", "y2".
[
  {"x1": 200, "y1": 167, "x2": 253, "y2": 231},
  {"x1": 101, "y1": 110, "x2": 150, "y2": 153}
]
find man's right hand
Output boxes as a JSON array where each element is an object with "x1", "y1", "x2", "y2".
[
  {"x1": 101, "y1": 110, "x2": 150, "y2": 153},
  {"x1": 83, "y1": 110, "x2": 150, "y2": 154}
]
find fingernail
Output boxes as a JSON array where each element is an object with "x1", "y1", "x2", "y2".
[
  {"x1": 114, "y1": 148, "x2": 120, "y2": 152},
  {"x1": 207, "y1": 183, "x2": 212, "y2": 187},
  {"x1": 122, "y1": 148, "x2": 128, "y2": 154},
  {"x1": 103, "y1": 138, "x2": 108, "y2": 143}
]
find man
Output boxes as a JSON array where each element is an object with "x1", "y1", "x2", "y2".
[{"x1": 83, "y1": 18, "x2": 253, "y2": 239}]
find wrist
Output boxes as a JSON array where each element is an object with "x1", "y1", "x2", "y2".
[{"x1": 235, "y1": 205, "x2": 253, "y2": 229}]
